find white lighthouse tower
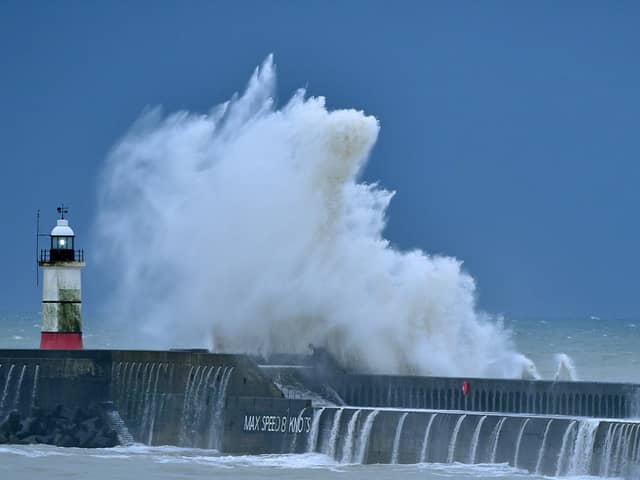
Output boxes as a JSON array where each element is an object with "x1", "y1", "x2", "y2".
[{"x1": 38, "y1": 205, "x2": 85, "y2": 350}]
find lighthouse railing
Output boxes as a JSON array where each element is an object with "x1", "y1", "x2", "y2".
[{"x1": 39, "y1": 249, "x2": 84, "y2": 263}]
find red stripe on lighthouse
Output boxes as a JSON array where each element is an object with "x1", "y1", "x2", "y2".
[{"x1": 40, "y1": 333, "x2": 83, "y2": 350}]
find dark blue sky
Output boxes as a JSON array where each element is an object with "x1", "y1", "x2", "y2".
[{"x1": 1, "y1": 1, "x2": 639, "y2": 319}]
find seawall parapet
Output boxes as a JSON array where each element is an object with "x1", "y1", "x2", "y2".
[
  {"x1": 2, "y1": 348, "x2": 640, "y2": 478},
  {"x1": 0, "y1": 349, "x2": 286, "y2": 449},
  {"x1": 263, "y1": 363, "x2": 640, "y2": 419},
  {"x1": 306, "y1": 407, "x2": 640, "y2": 477}
]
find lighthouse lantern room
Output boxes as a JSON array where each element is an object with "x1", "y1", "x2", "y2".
[{"x1": 38, "y1": 206, "x2": 85, "y2": 350}]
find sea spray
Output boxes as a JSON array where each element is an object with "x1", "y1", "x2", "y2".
[
  {"x1": 554, "y1": 353, "x2": 579, "y2": 381},
  {"x1": 355, "y1": 409, "x2": 379, "y2": 464},
  {"x1": 391, "y1": 412, "x2": 409, "y2": 464},
  {"x1": 96, "y1": 55, "x2": 534, "y2": 379}
]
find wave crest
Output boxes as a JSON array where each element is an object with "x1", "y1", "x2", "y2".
[{"x1": 96, "y1": 56, "x2": 531, "y2": 378}]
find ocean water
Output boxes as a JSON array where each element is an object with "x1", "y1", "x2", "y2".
[
  {"x1": 2, "y1": 312, "x2": 638, "y2": 382},
  {"x1": 0, "y1": 444, "x2": 543, "y2": 480},
  {"x1": 512, "y1": 317, "x2": 640, "y2": 384},
  {"x1": 1, "y1": 311, "x2": 638, "y2": 479}
]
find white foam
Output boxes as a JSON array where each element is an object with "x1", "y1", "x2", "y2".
[
  {"x1": 555, "y1": 353, "x2": 579, "y2": 381},
  {"x1": 0, "y1": 445, "x2": 70, "y2": 458},
  {"x1": 107, "y1": 444, "x2": 215, "y2": 455},
  {"x1": 95, "y1": 55, "x2": 533, "y2": 379},
  {"x1": 414, "y1": 461, "x2": 530, "y2": 477},
  {"x1": 143, "y1": 451, "x2": 340, "y2": 470}
]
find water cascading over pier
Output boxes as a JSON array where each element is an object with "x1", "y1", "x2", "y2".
[
  {"x1": 111, "y1": 359, "x2": 235, "y2": 449},
  {"x1": 257, "y1": 349, "x2": 640, "y2": 476},
  {"x1": 301, "y1": 406, "x2": 640, "y2": 476},
  {"x1": 0, "y1": 363, "x2": 41, "y2": 420},
  {"x1": 179, "y1": 365, "x2": 233, "y2": 449},
  {"x1": 0, "y1": 364, "x2": 15, "y2": 413},
  {"x1": 2, "y1": 348, "x2": 640, "y2": 478},
  {"x1": 391, "y1": 412, "x2": 409, "y2": 464}
]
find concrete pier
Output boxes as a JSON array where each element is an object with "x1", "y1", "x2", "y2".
[
  {"x1": 1, "y1": 349, "x2": 640, "y2": 477},
  {"x1": 331, "y1": 374, "x2": 640, "y2": 418},
  {"x1": 306, "y1": 407, "x2": 640, "y2": 476}
]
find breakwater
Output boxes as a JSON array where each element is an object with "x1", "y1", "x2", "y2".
[
  {"x1": 308, "y1": 372, "x2": 640, "y2": 418},
  {"x1": 0, "y1": 405, "x2": 119, "y2": 448},
  {"x1": 1, "y1": 349, "x2": 640, "y2": 477},
  {"x1": 0, "y1": 349, "x2": 294, "y2": 450},
  {"x1": 305, "y1": 407, "x2": 640, "y2": 477}
]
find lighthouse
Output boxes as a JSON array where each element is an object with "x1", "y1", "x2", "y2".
[{"x1": 38, "y1": 206, "x2": 85, "y2": 350}]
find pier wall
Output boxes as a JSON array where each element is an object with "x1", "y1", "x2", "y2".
[
  {"x1": 109, "y1": 350, "x2": 283, "y2": 448},
  {"x1": 223, "y1": 396, "x2": 312, "y2": 454},
  {"x1": 326, "y1": 374, "x2": 640, "y2": 419},
  {"x1": 0, "y1": 350, "x2": 111, "y2": 416},
  {"x1": 309, "y1": 407, "x2": 640, "y2": 477},
  {"x1": 0, "y1": 350, "x2": 291, "y2": 451},
  {"x1": 2, "y1": 348, "x2": 640, "y2": 477}
]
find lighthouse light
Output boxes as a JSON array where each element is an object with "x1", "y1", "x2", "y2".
[{"x1": 52, "y1": 236, "x2": 73, "y2": 251}]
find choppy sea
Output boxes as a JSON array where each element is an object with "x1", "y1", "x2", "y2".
[{"x1": 1, "y1": 312, "x2": 638, "y2": 479}]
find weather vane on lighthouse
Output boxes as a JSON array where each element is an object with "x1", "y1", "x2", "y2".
[
  {"x1": 57, "y1": 204, "x2": 69, "y2": 219},
  {"x1": 37, "y1": 206, "x2": 85, "y2": 350}
]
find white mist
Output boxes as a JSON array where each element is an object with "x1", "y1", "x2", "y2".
[{"x1": 95, "y1": 56, "x2": 534, "y2": 378}]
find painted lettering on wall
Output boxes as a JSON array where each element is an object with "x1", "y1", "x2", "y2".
[{"x1": 243, "y1": 414, "x2": 312, "y2": 434}]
